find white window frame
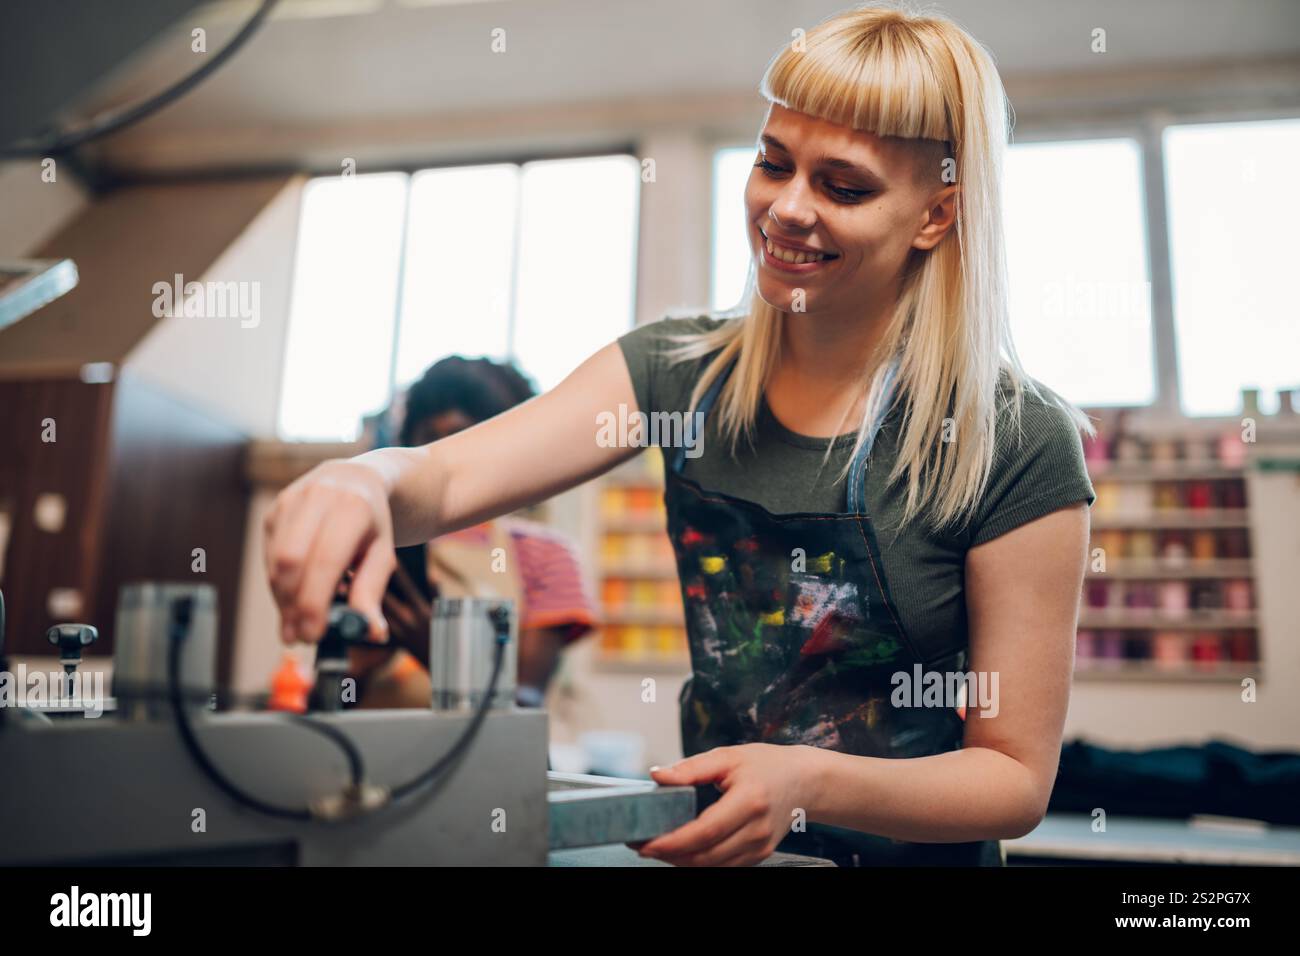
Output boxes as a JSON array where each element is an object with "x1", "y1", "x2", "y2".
[{"x1": 278, "y1": 145, "x2": 640, "y2": 439}]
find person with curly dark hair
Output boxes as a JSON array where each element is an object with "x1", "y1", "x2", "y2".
[{"x1": 350, "y1": 355, "x2": 600, "y2": 710}]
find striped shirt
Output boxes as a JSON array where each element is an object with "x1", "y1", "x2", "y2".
[{"x1": 444, "y1": 519, "x2": 600, "y2": 642}]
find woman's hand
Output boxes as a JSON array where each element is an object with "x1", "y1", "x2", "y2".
[
  {"x1": 264, "y1": 458, "x2": 397, "y2": 644},
  {"x1": 635, "y1": 744, "x2": 818, "y2": 866}
]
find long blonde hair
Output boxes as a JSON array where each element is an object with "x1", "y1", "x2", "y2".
[{"x1": 667, "y1": 2, "x2": 1091, "y2": 531}]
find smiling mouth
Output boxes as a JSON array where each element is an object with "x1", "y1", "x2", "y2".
[{"x1": 759, "y1": 228, "x2": 840, "y2": 265}]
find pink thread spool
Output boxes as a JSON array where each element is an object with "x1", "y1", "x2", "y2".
[
  {"x1": 1224, "y1": 579, "x2": 1253, "y2": 613},
  {"x1": 1218, "y1": 433, "x2": 1247, "y2": 468},
  {"x1": 1083, "y1": 433, "x2": 1111, "y2": 473},
  {"x1": 1159, "y1": 581, "x2": 1190, "y2": 618},
  {"x1": 1153, "y1": 631, "x2": 1187, "y2": 669}
]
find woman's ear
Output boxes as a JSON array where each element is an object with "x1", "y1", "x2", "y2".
[{"x1": 912, "y1": 184, "x2": 959, "y2": 251}]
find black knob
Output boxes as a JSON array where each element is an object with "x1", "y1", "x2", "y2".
[
  {"x1": 317, "y1": 606, "x2": 380, "y2": 661},
  {"x1": 46, "y1": 623, "x2": 98, "y2": 662},
  {"x1": 309, "y1": 606, "x2": 383, "y2": 713}
]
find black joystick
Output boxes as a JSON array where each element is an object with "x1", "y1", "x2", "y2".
[
  {"x1": 308, "y1": 605, "x2": 384, "y2": 713},
  {"x1": 46, "y1": 623, "x2": 99, "y2": 700}
]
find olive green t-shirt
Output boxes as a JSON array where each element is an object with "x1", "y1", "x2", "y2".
[{"x1": 617, "y1": 315, "x2": 1096, "y2": 650}]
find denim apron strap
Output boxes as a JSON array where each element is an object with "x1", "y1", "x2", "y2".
[
  {"x1": 844, "y1": 358, "x2": 901, "y2": 514},
  {"x1": 669, "y1": 357, "x2": 737, "y2": 474}
]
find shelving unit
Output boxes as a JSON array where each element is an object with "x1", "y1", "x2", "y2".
[
  {"x1": 1076, "y1": 413, "x2": 1262, "y2": 681},
  {"x1": 592, "y1": 448, "x2": 689, "y2": 668}
]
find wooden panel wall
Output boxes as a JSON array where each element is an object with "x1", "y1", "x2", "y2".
[
  {"x1": 95, "y1": 373, "x2": 248, "y2": 687},
  {"x1": 0, "y1": 374, "x2": 248, "y2": 688},
  {"x1": 0, "y1": 376, "x2": 114, "y2": 655}
]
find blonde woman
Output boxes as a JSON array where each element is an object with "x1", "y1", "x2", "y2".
[{"x1": 264, "y1": 4, "x2": 1094, "y2": 866}]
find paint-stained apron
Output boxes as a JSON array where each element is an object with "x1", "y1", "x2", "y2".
[{"x1": 665, "y1": 359, "x2": 1004, "y2": 867}]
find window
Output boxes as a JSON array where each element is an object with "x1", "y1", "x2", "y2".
[
  {"x1": 279, "y1": 173, "x2": 407, "y2": 443},
  {"x1": 1164, "y1": 118, "x2": 1300, "y2": 417},
  {"x1": 393, "y1": 165, "x2": 518, "y2": 390},
  {"x1": 711, "y1": 146, "x2": 756, "y2": 311},
  {"x1": 1003, "y1": 139, "x2": 1155, "y2": 407},
  {"x1": 278, "y1": 155, "x2": 640, "y2": 441},
  {"x1": 512, "y1": 157, "x2": 642, "y2": 393}
]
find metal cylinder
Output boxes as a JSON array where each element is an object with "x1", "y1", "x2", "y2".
[
  {"x1": 428, "y1": 597, "x2": 516, "y2": 711},
  {"x1": 113, "y1": 582, "x2": 217, "y2": 720}
]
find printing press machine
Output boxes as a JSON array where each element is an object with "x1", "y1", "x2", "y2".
[{"x1": 0, "y1": 583, "x2": 702, "y2": 866}]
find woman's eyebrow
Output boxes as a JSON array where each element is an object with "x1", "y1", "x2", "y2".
[{"x1": 759, "y1": 133, "x2": 882, "y2": 181}]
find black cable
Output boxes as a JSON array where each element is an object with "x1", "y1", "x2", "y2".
[
  {"x1": 168, "y1": 593, "x2": 509, "y2": 817},
  {"x1": 167, "y1": 594, "x2": 363, "y2": 821},
  {"x1": 1, "y1": 0, "x2": 281, "y2": 158}
]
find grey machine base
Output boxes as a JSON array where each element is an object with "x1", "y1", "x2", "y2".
[
  {"x1": 0, "y1": 707, "x2": 717, "y2": 866},
  {"x1": 0, "y1": 708, "x2": 553, "y2": 866}
]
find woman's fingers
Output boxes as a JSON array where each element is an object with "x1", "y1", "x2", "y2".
[
  {"x1": 266, "y1": 484, "x2": 333, "y2": 613},
  {"x1": 294, "y1": 499, "x2": 382, "y2": 642},
  {"x1": 656, "y1": 821, "x2": 771, "y2": 867},
  {"x1": 637, "y1": 787, "x2": 748, "y2": 859},
  {"x1": 648, "y1": 748, "x2": 734, "y2": 787},
  {"x1": 347, "y1": 533, "x2": 396, "y2": 642},
  {"x1": 264, "y1": 492, "x2": 315, "y2": 643}
]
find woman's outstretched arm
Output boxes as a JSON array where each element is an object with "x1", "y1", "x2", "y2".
[{"x1": 264, "y1": 341, "x2": 641, "y2": 644}]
